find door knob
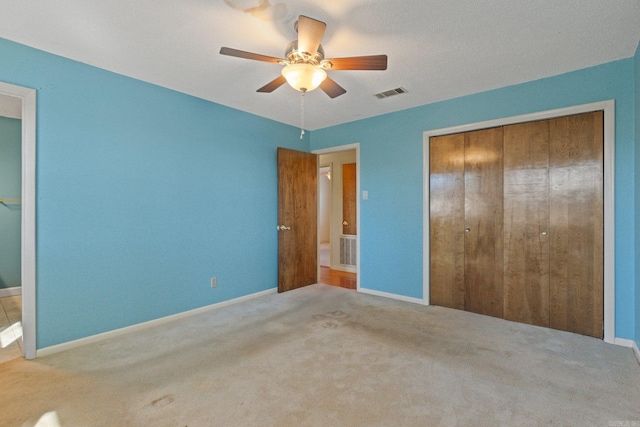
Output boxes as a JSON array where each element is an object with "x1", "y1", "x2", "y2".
[
  {"x1": 465, "y1": 228, "x2": 471, "y2": 233},
  {"x1": 277, "y1": 225, "x2": 291, "y2": 231},
  {"x1": 342, "y1": 221, "x2": 348, "y2": 226},
  {"x1": 541, "y1": 231, "x2": 548, "y2": 236}
]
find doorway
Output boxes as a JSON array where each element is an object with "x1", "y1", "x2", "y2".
[
  {"x1": 0, "y1": 81, "x2": 36, "y2": 359},
  {"x1": 315, "y1": 144, "x2": 360, "y2": 290},
  {"x1": 0, "y1": 94, "x2": 23, "y2": 362}
]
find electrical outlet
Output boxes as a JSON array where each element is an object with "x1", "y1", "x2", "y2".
[{"x1": 211, "y1": 277, "x2": 217, "y2": 288}]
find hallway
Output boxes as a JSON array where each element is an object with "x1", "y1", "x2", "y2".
[{"x1": 319, "y1": 242, "x2": 356, "y2": 289}]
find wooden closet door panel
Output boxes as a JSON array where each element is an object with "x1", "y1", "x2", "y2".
[
  {"x1": 464, "y1": 127, "x2": 504, "y2": 318},
  {"x1": 503, "y1": 120, "x2": 550, "y2": 327},
  {"x1": 429, "y1": 134, "x2": 465, "y2": 309},
  {"x1": 549, "y1": 111, "x2": 604, "y2": 338}
]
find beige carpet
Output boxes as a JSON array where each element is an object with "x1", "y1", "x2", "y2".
[{"x1": 1, "y1": 284, "x2": 639, "y2": 426}]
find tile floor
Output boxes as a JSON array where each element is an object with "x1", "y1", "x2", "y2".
[{"x1": 0, "y1": 295, "x2": 23, "y2": 363}]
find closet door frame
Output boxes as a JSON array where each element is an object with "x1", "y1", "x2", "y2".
[{"x1": 423, "y1": 100, "x2": 615, "y2": 344}]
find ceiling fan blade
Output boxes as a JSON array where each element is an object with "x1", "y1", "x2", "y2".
[
  {"x1": 220, "y1": 47, "x2": 282, "y2": 64},
  {"x1": 257, "y1": 75, "x2": 287, "y2": 93},
  {"x1": 319, "y1": 77, "x2": 347, "y2": 99},
  {"x1": 297, "y1": 15, "x2": 326, "y2": 56},
  {"x1": 323, "y1": 55, "x2": 388, "y2": 70}
]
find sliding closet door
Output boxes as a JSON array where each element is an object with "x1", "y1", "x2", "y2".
[
  {"x1": 429, "y1": 133, "x2": 465, "y2": 309},
  {"x1": 463, "y1": 127, "x2": 504, "y2": 318},
  {"x1": 503, "y1": 121, "x2": 550, "y2": 327},
  {"x1": 548, "y1": 111, "x2": 604, "y2": 338}
]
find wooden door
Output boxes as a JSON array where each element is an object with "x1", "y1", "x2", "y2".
[
  {"x1": 463, "y1": 127, "x2": 504, "y2": 318},
  {"x1": 503, "y1": 120, "x2": 550, "y2": 327},
  {"x1": 429, "y1": 112, "x2": 603, "y2": 338},
  {"x1": 429, "y1": 133, "x2": 465, "y2": 309},
  {"x1": 342, "y1": 163, "x2": 357, "y2": 235},
  {"x1": 277, "y1": 147, "x2": 318, "y2": 293},
  {"x1": 548, "y1": 111, "x2": 604, "y2": 338}
]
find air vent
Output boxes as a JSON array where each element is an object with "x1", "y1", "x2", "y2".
[
  {"x1": 340, "y1": 236, "x2": 357, "y2": 267},
  {"x1": 374, "y1": 87, "x2": 408, "y2": 99}
]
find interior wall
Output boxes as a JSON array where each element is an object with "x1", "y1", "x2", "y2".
[
  {"x1": 0, "y1": 116, "x2": 21, "y2": 289},
  {"x1": 635, "y1": 40, "x2": 640, "y2": 349},
  {"x1": 0, "y1": 37, "x2": 306, "y2": 349},
  {"x1": 0, "y1": 93, "x2": 22, "y2": 119},
  {"x1": 310, "y1": 58, "x2": 637, "y2": 341}
]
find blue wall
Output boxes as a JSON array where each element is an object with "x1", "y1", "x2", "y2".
[
  {"x1": 311, "y1": 59, "x2": 637, "y2": 341},
  {"x1": 1, "y1": 34, "x2": 638, "y2": 348},
  {"x1": 0, "y1": 37, "x2": 308, "y2": 348},
  {"x1": 635, "y1": 41, "x2": 640, "y2": 349},
  {"x1": 0, "y1": 116, "x2": 22, "y2": 289}
]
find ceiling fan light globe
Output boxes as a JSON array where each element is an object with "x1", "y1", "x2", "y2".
[{"x1": 281, "y1": 63, "x2": 327, "y2": 92}]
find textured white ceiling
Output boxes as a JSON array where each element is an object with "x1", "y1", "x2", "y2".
[{"x1": 1, "y1": 0, "x2": 639, "y2": 130}]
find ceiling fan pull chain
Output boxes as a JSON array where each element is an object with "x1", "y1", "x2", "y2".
[{"x1": 300, "y1": 90, "x2": 306, "y2": 140}]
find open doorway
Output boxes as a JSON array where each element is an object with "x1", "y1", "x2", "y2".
[
  {"x1": 0, "y1": 81, "x2": 36, "y2": 360},
  {"x1": 316, "y1": 145, "x2": 359, "y2": 290},
  {"x1": 0, "y1": 93, "x2": 23, "y2": 362}
]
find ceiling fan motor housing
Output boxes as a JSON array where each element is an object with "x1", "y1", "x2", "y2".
[{"x1": 284, "y1": 41, "x2": 325, "y2": 65}]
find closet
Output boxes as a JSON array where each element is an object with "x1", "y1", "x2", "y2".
[{"x1": 429, "y1": 111, "x2": 603, "y2": 338}]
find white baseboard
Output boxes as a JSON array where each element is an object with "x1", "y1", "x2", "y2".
[
  {"x1": 613, "y1": 337, "x2": 635, "y2": 348},
  {"x1": 37, "y1": 288, "x2": 277, "y2": 358},
  {"x1": 613, "y1": 337, "x2": 640, "y2": 365},
  {"x1": 0, "y1": 287, "x2": 22, "y2": 297},
  {"x1": 358, "y1": 287, "x2": 425, "y2": 305}
]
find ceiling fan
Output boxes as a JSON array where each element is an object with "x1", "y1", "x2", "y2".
[{"x1": 219, "y1": 15, "x2": 387, "y2": 98}]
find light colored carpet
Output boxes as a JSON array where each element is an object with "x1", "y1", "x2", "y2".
[{"x1": 1, "y1": 284, "x2": 639, "y2": 426}]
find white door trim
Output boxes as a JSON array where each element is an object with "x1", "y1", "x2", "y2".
[
  {"x1": 0, "y1": 81, "x2": 37, "y2": 359},
  {"x1": 313, "y1": 143, "x2": 361, "y2": 291},
  {"x1": 423, "y1": 100, "x2": 615, "y2": 344}
]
